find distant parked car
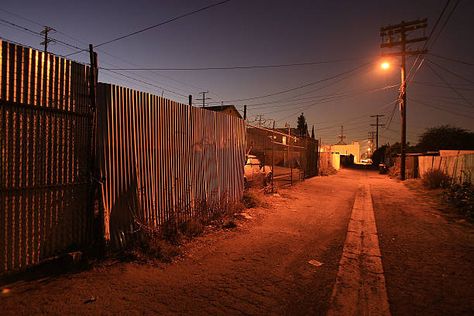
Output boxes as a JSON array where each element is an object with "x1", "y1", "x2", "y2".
[{"x1": 244, "y1": 155, "x2": 272, "y2": 187}]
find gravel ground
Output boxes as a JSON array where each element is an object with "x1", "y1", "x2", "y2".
[{"x1": 1, "y1": 169, "x2": 473, "y2": 315}]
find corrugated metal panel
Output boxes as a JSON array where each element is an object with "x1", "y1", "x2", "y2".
[
  {"x1": 97, "y1": 84, "x2": 246, "y2": 246},
  {"x1": 0, "y1": 40, "x2": 94, "y2": 273}
]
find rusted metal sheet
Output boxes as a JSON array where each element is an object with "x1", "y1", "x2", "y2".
[
  {"x1": 96, "y1": 84, "x2": 246, "y2": 246},
  {"x1": 0, "y1": 40, "x2": 94, "y2": 273}
]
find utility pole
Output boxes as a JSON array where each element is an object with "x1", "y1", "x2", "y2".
[
  {"x1": 196, "y1": 91, "x2": 210, "y2": 108},
  {"x1": 243, "y1": 105, "x2": 247, "y2": 120},
  {"x1": 370, "y1": 114, "x2": 385, "y2": 150},
  {"x1": 336, "y1": 125, "x2": 346, "y2": 145},
  {"x1": 256, "y1": 114, "x2": 264, "y2": 127},
  {"x1": 40, "y1": 26, "x2": 55, "y2": 54},
  {"x1": 368, "y1": 131, "x2": 376, "y2": 152},
  {"x1": 271, "y1": 120, "x2": 275, "y2": 193},
  {"x1": 380, "y1": 19, "x2": 427, "y2": 180}
]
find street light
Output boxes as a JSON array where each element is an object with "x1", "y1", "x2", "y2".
[{"x1": 380, "y1": 61, "x2": 390, "y2": 70}]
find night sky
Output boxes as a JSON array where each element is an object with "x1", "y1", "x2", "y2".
[{"x1": 1, "y1": 0, "x2": 473, "y2": 146}]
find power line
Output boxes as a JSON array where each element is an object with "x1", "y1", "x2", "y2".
[
  {"x1": 95, "y1": 0, "x2": 232, "y2": 48},
  {"x1": 102, "y1": 68, "x2": 188, "y2": 98},
  {"x1": 272, "y1": 85, "x2": 398, "y2": 122},
  {"x1": 425, "y1": 61, "x2": 473, "y2": 108},
  {"x1": 428, "y1": 52, "x2": 474, "y2": 66},
  {"x1": 101, "y1": 57, "x2": 367, "y2": 71},
  {"x1": 426, "y1": 58, "x2": 474, "y2": 84},
  {"x1": 0, "y1": 17, "x2": 85, "y2": 51},
  {"x1": 407, "y1": 0, "x2": 459, "y2": 82},
  {"x1": 409, "y1": 97, "x2": 474, "y2": 119},
  {"x1": 223, "y1": 62, "x2": 371, "y2": 103}
]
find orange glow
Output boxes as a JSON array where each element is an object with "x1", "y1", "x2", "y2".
[{"x1": 380, "y1": 61, "x2": 390, "y2": 70}]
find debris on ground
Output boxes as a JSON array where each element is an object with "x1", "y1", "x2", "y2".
[
  {"x1": 84, "y1": 296, "x2": 97, "y2": 304},
  {"x1": 308, "y1": 259, "x2": 324, "y2": 267}
]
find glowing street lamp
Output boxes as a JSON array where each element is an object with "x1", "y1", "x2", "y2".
[{"x1": 380, "y1": 61, "x2": 390, "y2": 70}]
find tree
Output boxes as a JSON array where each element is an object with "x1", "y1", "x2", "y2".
[
  {"x1": 417, "y1": 125, "x2": 474, "y2": 152},
  {"x1": 296, "y1": 113, "x2": 309, "y2": 137}
]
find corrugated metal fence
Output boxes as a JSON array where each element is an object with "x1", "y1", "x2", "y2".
[
  {"x1": 0, "y1": 40, "x2": 94, "y2": 273},
  {"x1": 96, "y1": 84, "x2": 246, "y2": 246}
]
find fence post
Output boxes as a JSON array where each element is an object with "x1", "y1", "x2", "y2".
[{"x1": 88, "y1": 44, "x2": 105, "y2": 254}]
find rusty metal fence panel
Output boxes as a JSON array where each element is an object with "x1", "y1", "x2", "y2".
[
  {"x1": 0, "y1": 40, "x2": 94, "y2": 273},
  {"x1": 96, "y1": 84, "x2": 246, "y2": 246}
]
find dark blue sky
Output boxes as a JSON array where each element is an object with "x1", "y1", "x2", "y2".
[{"x1": 1, "y1": 0, "x2": 473, "y2": 146}]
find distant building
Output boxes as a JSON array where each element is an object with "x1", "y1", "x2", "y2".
[
  {"x1": 331, "y1": 142, "x2": 361, "y2": 163},
  {"x1": 319, "y1": 141, "x2": 361, "y2": 168},
  {"x1": 205, "y1": 105, "x2": 242, "y2": 119}
]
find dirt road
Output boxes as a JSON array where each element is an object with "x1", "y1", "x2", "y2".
[{"x1": 1, "y1": 169, "x2": 473, "y2": 315}]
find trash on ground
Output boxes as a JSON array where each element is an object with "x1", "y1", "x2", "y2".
[
  {"x1": 308, "y1": 259, "x2": 323, "y2": 267},
  {"x1": 84, "y1": 296, "x2": 97, "y2": 304},
  {"x1": 1, "y1": 288, "x2": 11, "y2": 295},
  {"x1": 240, "y1": 212, "x2": 253, "y2": 219}
]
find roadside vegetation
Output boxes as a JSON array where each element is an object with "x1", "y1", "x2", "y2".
[
  {"x1": 122, "y1": 188, "x2": 267, "y2": 263},
  {"x1": 421, "y1": 169, "x2": 474, "y2": 221}
]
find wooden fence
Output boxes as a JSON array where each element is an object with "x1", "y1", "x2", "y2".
[
  {"x1": 96, "y1": 84, "x2": 246, "y2": 246},
  {"x1": 0, "y1": 40, "x2": 94, "y2": 273},
  {"x1": 418, "y1": 154, "x2": 474, "y2": 184}
]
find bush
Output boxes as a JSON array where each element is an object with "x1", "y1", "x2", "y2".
[
  {"x1": 242, "y1": 190, "x2": 261, "y2": 208},
  {"x1": 422, "y1": 169, "x2": 452, "y2": 189},
  {"x1": 444, "y1": 182, "x2": 474, "y2": 220}
]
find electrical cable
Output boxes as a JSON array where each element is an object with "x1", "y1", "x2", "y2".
[
  {"x1": 102, "y1": 57, "x2": 368, "y2": 71},
  {"x1": 428, "y1": 52, "x2": 474, "y2": 66},
  {"x1": 222, "y1": 62, "x2": 371, "y2": 103},
  {"x1": 96, "y1": 0, "x2": 231, "y2": 48},
  {"x1": 425, "y1": 61, "x2": 473, "y2": 108}
]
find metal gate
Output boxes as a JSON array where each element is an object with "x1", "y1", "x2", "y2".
[{"x1": 0, "y1": 40, "x2": 94, "y2": 273}]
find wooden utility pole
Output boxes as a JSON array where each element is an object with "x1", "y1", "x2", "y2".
[
  {"x1": 196, "y1": 91, "x2": 210, "y2": 108},
  {"x1": 243, "y1": 105, "x2": 247, "y2": 120},
  {"x1": 40, "y1": 26, "x2": 55, "y2": 53},
  {"x1": 370, "y1": 114, "x2": 385, "y2": 150},
  {"x1": 271, "y1": 120, "x2": 275, "y2": 193},
  {"x1": 380, "y1": 19, "x2": 428, "y2": 180}
]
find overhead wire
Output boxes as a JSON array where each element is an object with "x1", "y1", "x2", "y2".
[
  {"x1": 223, "y1": 62, "x2": 372, "y2": 103},
  {"x1": 428, "y1": 52, "x2": 474, "y2": 66},
  {"x1": 425, "y1": 61, "x2": 473, "y2": 108},
  {"x1": 102, "y1": 57, "x2": 368, "y2": 71},
  {"x1": 409, "y1": 97, "x2": 474, "y2": 119},
  {"x1": 0, "y1": 10, "x2": 200, "y2": 99}
]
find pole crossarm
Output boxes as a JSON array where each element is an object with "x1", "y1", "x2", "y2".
[
  {"x1": 380, "y1": 37, "x2": 428, "y2": 48},
  {"x1": 380, "y1": 18, "x2": 428, "y2": 35},
  {"x1": 381, "y1": 50, "x2": 428, "y2": 57}
]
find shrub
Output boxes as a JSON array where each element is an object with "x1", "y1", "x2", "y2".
[
  {"x1": 422, "y1": 169, "x2": 452, "y2": 189},
  {"x1": 242, "y1": 190, "x2": 260, "y2": 208},
  {"x1": 444, "y1": 182, "x2": 474, "y2": 220}
]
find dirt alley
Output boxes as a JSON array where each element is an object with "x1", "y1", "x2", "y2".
[{"x1": 1, "y1": 169, "x2": 473, "y2": 315}]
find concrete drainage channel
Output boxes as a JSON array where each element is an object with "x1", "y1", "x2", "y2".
[{"x1": 327, "y1": 183, "x2": 391, "y2": 316}]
